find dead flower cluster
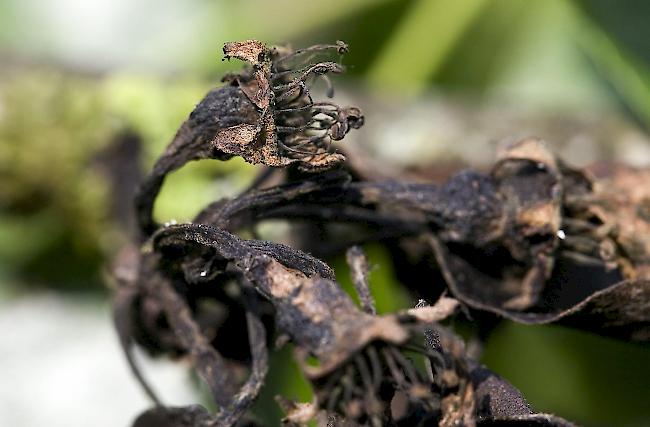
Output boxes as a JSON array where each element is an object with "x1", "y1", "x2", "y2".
[{"x1": 113, "y1": 40, "x2": 650, "y2": 427}]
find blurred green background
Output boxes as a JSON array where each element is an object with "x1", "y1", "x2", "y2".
[{"x1": 1, "y1": 1, "x2": 649, "y2": 426}]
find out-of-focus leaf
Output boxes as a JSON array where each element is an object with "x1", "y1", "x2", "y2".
[
  {"x1": 579, "y1": 0, "x2": 650, "y2": 65},
  {"x1": 367, "y1": 0, "x2": 489, "y2": 94},
  {"x1": 575, "y1": 10, "x2": 650, "y2": 128},
  {"x1": 482, "y1": 322, "x2": 650, "y2": 426},
  {"x1": 483, "y1": 0, "x2": 612, "y2": 110}
]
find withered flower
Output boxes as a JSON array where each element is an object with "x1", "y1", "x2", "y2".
[
  {"x1": 220, "y1": 39, "x2": 363, "y2": 167},
  {"x1": 135, "y1": 39, "x2": 363, "y2": 236},
  {"x1": 113, "y1": 38, "x2": 649, "y2": 427}
]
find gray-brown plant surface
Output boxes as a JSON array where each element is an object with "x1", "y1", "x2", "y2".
[{"x1": 113, "y1": 39, "x2": 649, "y2": 427}]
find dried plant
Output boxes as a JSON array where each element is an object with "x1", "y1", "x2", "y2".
[{"x1": 113, "y1": 39, "x2": 649, "y2": 427}]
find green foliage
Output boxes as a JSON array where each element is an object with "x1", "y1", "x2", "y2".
[
  {"x1": 482, "y1": 323, "x2": 650, "y2": 426},
  {"x1": 334, "y1": 244, "x2": 411, "y2": 314},
  {"x1": 0, "y1": 71, "x2": 252, "y2": 289},
  {"x1": 0, "y1": 71, "x2": 114, "y2": 289}
]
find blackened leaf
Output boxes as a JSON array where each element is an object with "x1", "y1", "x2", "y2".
[
  {"x1": 213, "y1": 308, "x2": 269, "y2": 426},
  {"x1": 135, "y1": 86, "x2": 259, "y2": 236},
  {"x1": 156, "y1": 273, "x2": 239, "y2": 407},
  {"x1": 470, "y1": 366, "x2": 532, "y2": 419},
  {"x1": 154, "y1": 224, "x2": 335, "y2": 281},
  {"x1": 193, "y1": 170, "x2": 351, "y2": 230},
  {"x1": 132, "y1": 405, "x2": 212, "y2": 427},
  {"x1": 477, "y1": 414, "x2": 575, "y2": 426},
  {"x1": 430, "y1": 235, "x2": 650, "y2": 342}
]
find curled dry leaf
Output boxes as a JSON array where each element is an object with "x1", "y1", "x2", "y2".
[
  {"x1": 146, "y1": 224, "x2": 560, "y2": 425},
  {"x1": 421, "y1": 139, "x2": 650, "y2": 341},
  {"x1": 118, "y1": 218, "x2": 573, "y2": 425}
]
